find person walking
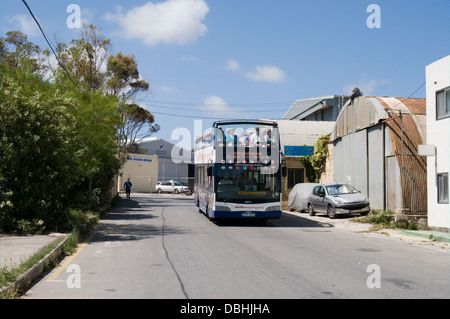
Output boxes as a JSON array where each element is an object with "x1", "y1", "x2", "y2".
[{"x1": 124, "y1": 178, "x2": 133, "y2": 200}]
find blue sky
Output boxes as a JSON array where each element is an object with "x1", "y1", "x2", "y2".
[{"x1": 1, "y1": 0, "x2": 449, "y2": 149}]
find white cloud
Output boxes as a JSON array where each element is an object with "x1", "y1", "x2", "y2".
[
  {"x1": 9, "y1": 14, "x2": 39, "y2": 37},
  {"x1": 104, "y1": 0, "x2": 209, "y2": 46},
  {"x1": 342, "y1": 78, "x2": 389, "y2": 96},
  {"x1": 198, "y1": 95, "x2": 243, "y2": 117},
  {"x1": 156, "y1": 85, "x2": 177, "y2": 94},
  {"x1": 225, "y1": 59, "x2": 240, "y2": 71},
  {"x1": 180, "y1": 55, "x2": 199, "y2": 62},
  {"x1": 246, "y1": 65, "x2": 286, "y2": 83}
]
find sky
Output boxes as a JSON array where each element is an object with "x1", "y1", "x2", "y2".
[{"x1": 1, "y1": 0, "x2": 449, "y2": 150}]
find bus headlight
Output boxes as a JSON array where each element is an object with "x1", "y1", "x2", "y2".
[{"x1": 265, "y1": 206, "x2": 280, "y2": 212}]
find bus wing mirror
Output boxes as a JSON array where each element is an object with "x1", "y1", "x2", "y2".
[{"x1": 207, "y1": 166, "x2": 213, "y2": 177}]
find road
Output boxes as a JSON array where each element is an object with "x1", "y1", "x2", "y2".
[{"x1": 24, "y1": 193, "x2": 450, "y2": 299}]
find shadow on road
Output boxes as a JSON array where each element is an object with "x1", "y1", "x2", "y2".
[
  {"x1": 89, "y1": 196, "x2": 191, "y2": 244},
  {"x1": 213, "y1": 211, "x2": 334, "y2": 229}
]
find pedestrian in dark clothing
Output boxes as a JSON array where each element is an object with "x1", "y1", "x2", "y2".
[{"x1": 124, "y1": 178, "x2": 133, "y2": 200}]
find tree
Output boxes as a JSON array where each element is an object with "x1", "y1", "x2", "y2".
[
  {"x1": 298, "y1": 134, "x2": 330, "y2": 183},
  {"x1": 106, "y1": 52, "x2": 159, "y2": 150},
  {"x1": 120, "y1": 103, "x2": 160, "y2": 151},
  {"x1": 0, "y1": 66, "x2": 83, "y2": 231},
  {"x1": 0, "y1": 31, "x2": 45, "y2": 74},
  {"x1": 53, "y1": 24, "x2": 112, "y2": 91}
]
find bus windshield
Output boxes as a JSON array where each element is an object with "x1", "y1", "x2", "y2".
[{"x1": 215, "y1": 165, "x2": 280, "y2": 203}]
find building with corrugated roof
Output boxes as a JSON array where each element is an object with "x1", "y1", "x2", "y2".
[
  {"x1": 282, "y1": 95, "x2": 350, "y2": 121},
  {"x1": 331, "y1": 96, "x2": 427, "y2": 220}
]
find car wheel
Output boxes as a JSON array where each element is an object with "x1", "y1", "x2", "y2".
[
  {"x1": 157, "y1": 188, "x2": 162, "y2": 194},
  {"x1": 327, "y1": 205, "x2": 336, "y2": 219},
  {"x1": 174, "y1": 189, "x2": 179, "y2": 194},
  {"x1": 308, "y1": 204, "x2": 315, "y2": 216}
]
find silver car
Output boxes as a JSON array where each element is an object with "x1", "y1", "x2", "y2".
[{"x1": 307, "y1": 183, "x2": 370, "y2": 219}]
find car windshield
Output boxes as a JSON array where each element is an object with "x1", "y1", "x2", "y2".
[
  {"x1": 326, "y1": 184, "x2": 359, "y2": 195},
  {"x1": 173, "y1": 182, "x2": 183, "y2": 186}
]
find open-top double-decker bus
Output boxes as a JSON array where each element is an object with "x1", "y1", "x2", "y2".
[{"x1": 194, "y1": 120, "x2": 281, "y2": 221}]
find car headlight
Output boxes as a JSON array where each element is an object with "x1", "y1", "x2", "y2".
[{"x1": 363, "y1": 198, "x2": 370, "y2": 204}]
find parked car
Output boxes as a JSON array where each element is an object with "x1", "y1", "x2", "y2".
[
  {"x1": 155, "y1": 180, "x2": 188, "y2": 194},
  {"x1": 307, "y1": 183, "x2": 370, "y2": 219},
  {"x1": 288, "y1": 183, "x2": 320, "y2": 212}
]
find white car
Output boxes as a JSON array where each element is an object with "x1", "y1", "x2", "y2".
[
  {"x1": 288, "y1": 183, "x2": 320, "y2": 212},
  {"x1": 155, "y1": 180, "x2": 188, "y2": 194}
]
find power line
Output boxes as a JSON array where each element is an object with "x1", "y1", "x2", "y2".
[
  {"x1": 406, "y1": 81, "x2": 425, "y2": 98},
  {"x1": 150, "y1": 111, "x2": 237, "y2": 120},
  {"x1": 21, "y1": 0, "x2": 81, "y2": 90},
  {"x1": 385, "y1": 81, "x2": 426, "y2": 112},
  {"x1": 145, "y1": 98, "x2": 292, "y2": 108},
  {"x1": 148, "y1": 103, "x2": 285, "y2": 113},
  {"x1": 150, "y1": 110, "x2": 284, "y2": 120}
]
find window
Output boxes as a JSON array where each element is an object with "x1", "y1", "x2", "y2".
[
  {"x1": 436, "y1": 87, "x2": 450, "y2": 120},
  {"x1": 287, "y1": 168, "x2": 304, "y2": 188},
  {"x1": 313, "y1": 186, "x2": 325, "y2": 196},
  {"x1": 437, "y1": 173, "x2": 449, "y2": 204},
  {"x1": 313, "y1": 186, "x2": 320, "y2": 196},
  {"x1": 197, "y1": 166, "x2": 205, "y2": 187}
]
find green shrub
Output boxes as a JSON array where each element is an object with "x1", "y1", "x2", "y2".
[{"x1": 16, "y1": 219, "x2": 46, "y2": 235}]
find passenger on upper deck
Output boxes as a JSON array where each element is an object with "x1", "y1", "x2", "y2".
[{"x1": 225, "y1": 128, "x2": 236, "y2": 144}]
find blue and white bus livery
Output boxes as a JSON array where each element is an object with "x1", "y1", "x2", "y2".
[{"x1": 194, "y1": 120, "x2": 282, "y2": 221}]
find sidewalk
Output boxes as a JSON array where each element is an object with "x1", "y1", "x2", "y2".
[
  {"x1": 284, "y1": 210, "x2": 450, "y2": 247},
  {"x1": 0, "y1": 233, "x2": 66, "y2": 269},
  {"x1": 399, "y1": 229, "x2": 450, "y2": 244}
]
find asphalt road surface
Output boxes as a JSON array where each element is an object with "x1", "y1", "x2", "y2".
[{"x1": 24, "y1": 193, "x2": 450, "y2": 299}]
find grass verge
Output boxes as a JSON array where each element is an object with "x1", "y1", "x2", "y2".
[
  {"x1": 351, "y1": 209, "x2": 418, "y2": 232},
  {"x1": 0, "y1": 194, "x2": 121, "y2": 298}
]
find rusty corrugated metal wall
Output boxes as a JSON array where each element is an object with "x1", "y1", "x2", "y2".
[
  {"x1": 332, "y1": 96, "x2": 427, "y2": 215},
  {"x1": 376, "y1": 97, "x2": 427, "y2": 215}
]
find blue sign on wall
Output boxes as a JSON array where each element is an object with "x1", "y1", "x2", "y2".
[
  {"x1": 284, "y1": 146, "x2": 314, "y2": 156},
  {"x1": 128, "y1": 157, "x2": 153, "y2": 162}
]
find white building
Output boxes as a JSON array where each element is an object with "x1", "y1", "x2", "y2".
[
  {"x1": 119, "y1": 154, "x2": 159, "y2": 193},
  {"x1": 138, "y1": 137, "x2": 194, "y2": 186},
  {"x1": 425, "y1": 56, "x2": 449, "y2": 231}
]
